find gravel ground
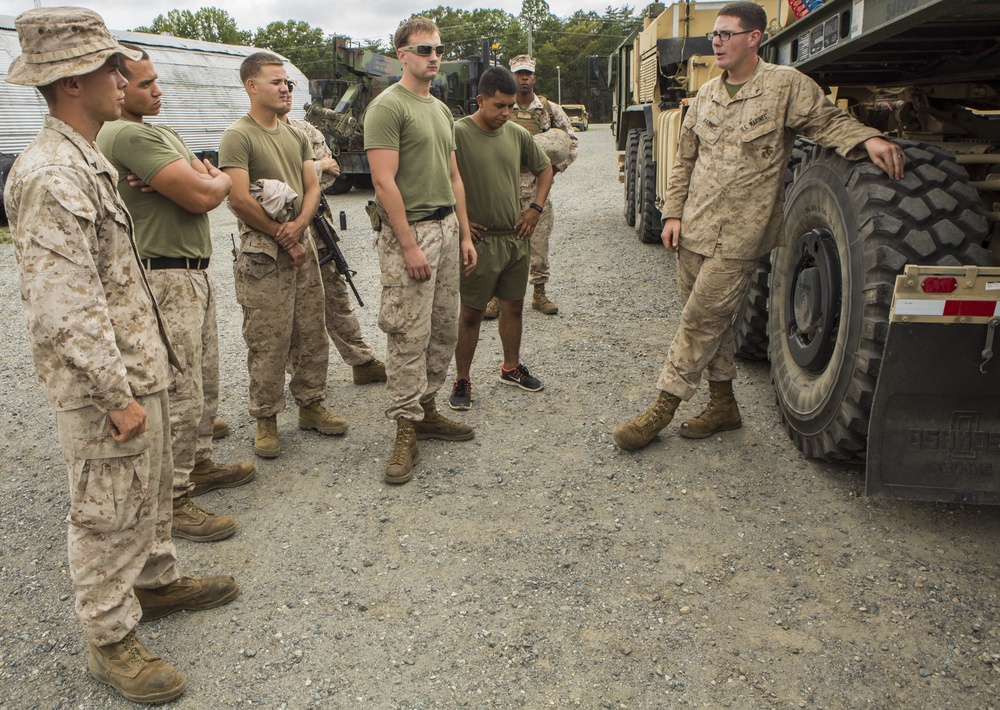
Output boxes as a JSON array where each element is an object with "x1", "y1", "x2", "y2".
[{"x1": 2, "y1": 125, "x2": 1000, "y2": 709}]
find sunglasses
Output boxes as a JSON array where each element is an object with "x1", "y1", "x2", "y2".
[{"x1": 400, "y1": 44, "x2": 445, "y2": 57}]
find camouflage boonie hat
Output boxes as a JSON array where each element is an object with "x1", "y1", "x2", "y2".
[
  {"x1": 509, "y1": 55, "x2": 536, "y2": 73},
  {"x1": 534, "y1": 129, "x2": 572, "y2": 165},
  {"x1": 6, "y1": 6, "x2": 141, "y2": 87}
]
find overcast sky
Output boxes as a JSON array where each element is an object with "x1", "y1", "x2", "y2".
[{"x1": 0, "y1": 0, "x2": 622, "y2": 44}]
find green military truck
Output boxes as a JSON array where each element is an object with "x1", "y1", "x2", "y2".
[{"x1": 601, "y1": 0, "x2": 1000, "y2": 501}]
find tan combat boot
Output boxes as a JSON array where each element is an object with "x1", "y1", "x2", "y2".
[
  {"x1": 298, "y1": 402, "x2": 349, "y2": 435},
  {"x1": 353, "y1": 358, "x2": 387, "y2": 384},
  {"x1": 385, "y1": 419, "x2": 419, "y2": 484},
  {"x1": 190, "y1": 459, "x2": 257, "y2": 497},
  {"x1": 254, "y1": 416, "x2": 280, "y2": 458},
  {"x1": 134, "y1": 575, "x2": 240, "y2": 621},
  {"x1": 613, "y1": 391, "x2": 682, "y2": 451},
  {"x1": 679, "y1": 380, "x2": 742, "y2": 439},
  {"x1": 88, "y1": 630, "x2": 186, "y2": 703},
  {"x1": 483, "y1": 297, "x2": 500, "y2": 320},
  {"x1": 413, "y1": 398, "x2": 475, "y2": 441},
  {"x1": 212, "y1": 418, "x2": 230, "y2": 440},
  {"x1": 531, "y1": 285, "x2": 558, "y2": 315},
  {"x1": 172, "y1": 496, "x2": 237, "y2": 542}
]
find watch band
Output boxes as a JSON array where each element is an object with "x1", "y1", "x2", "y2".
[{"x1": 529, "y1": 202, "x2": 544, "y2": 214}]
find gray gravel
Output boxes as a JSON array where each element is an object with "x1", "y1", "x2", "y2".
[{"x1": 2, "y1": 125, "x2": 1000, "y2": 708}]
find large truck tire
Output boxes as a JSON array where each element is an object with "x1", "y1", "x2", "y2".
[
  {"x1": 732, "y1": 139, "x2": 813, "y2": 361},
  {"x1": 623, "y1": 129, "x2": 641, "y2": 227},
  {"x1": 635, "y1": 132, "x2": 662, "y2": 244},
  {"x1": 325, "y1": 176, "x2": 353, "y2": 195},
  {"x1": 769, "y1": 140, "x2": 990, "y2": 462}
]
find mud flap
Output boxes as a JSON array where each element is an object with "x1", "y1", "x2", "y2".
[{"x1": 867, "y1": 265, "x2": 1000, "y2": 504}]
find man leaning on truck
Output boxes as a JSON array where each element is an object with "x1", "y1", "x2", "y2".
[{"x1": 613, "y1": 1, "x2": 905, "y2": 452}]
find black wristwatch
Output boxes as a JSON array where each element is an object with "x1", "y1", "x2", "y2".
[{"x1": 529, "y1": 202, "x2": 544, "y2": 214}]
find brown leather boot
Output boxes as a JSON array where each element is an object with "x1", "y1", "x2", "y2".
[
  {"x1": 352, "y1": 358, "x2": 387, "y2": 384},
  {"x1": 679, "y1": 380, "x2": 742, "y2": 439},
  {"x1": 298, "y1": 402, "x2": 349, "y2": 435},
  {"x1": 88, "y1": 630, "x2": 186, "y2": 703},
  {"x1": 190, "y1": 459, "x2": 256, "y2": 497},
  {"x1": 413, "y1": 398, "x2": 475, "y2": 441},
  {"x1": 171, "y1": 496, "x2": 236, "y2": 542},
  {"x1": 212, "y1": 418, "x2": 230, "y2": 440},
  {"x1": 531, "y1": 285, "x2": 558, "y2": 315},
  {"x1": 254, "y1": 416, "x2": 280, "y2": 458},
  {"x1": 483, "y1": 297, "x2": 500, "y2": 320},
  {"x1": 385, "y1": 419, "x2": 419, "y2": 485},
  {"x1": 134, "y1": 575, "x2": 240, "y2": 621},
  {"x1": 613, "y1": 391, "x2": 682, "y2": 451}
]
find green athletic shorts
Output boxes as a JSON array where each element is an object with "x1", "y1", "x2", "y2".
[{"x1": 460, "y1": 234, "x2": 530, "y2": 310}]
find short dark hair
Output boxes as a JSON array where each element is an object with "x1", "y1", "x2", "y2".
[
  {"x1": 478, "y1": 66, "x2": 516, "y2": 98},
  {"x1": 240, "y1": 52, "x2": 283, "y2": 84},
  {"x1": 394, "y1": 17, "x2": 438, "y2": 50},
  {"x1": 118, "y1": 43, "x2": 150, "y2": 80},
  {"x1": 718, "y1": 2, "x2": 767, "y2": 33}
]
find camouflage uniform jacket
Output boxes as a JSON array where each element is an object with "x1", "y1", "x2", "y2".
[
  {"x1": 290, "y1": 118, "x2": 336, "y2": 191},
  {"x1": 4, "y1": 116, "x2": 172, "y2": 412},
  {"x1": 515, "y1": 94, "x2": 579, "y2": 173},
  {"x1": 663, "y1": 59, "x2": 881, "y2": 260}
]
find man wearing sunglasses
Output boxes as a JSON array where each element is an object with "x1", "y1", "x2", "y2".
[
  {"x1": 614, "y1": 1, "x2": 903, "y2": 452},
  {"x1": 365, "y1": 17, "x2": 478, "y2": 485}
]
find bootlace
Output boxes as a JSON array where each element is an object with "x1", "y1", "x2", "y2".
[
  {"x1": 180, "y1": 497, "x2": 210, "y2": 518},
  {"x1": 390, "y1": 424, "x2": 415, "y2": 464},
  {"x1": 452, "y1": 379, "x2": 472, "y2": 398},
  {"x1": 121, "y1": 631, "x2": 143, "y2": 662}
]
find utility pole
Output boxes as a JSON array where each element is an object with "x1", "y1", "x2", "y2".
[
  {"x1": 556, "y1": 65, "x2": 561, "y2": 104},
  {"x1": 527, "y1": 20, "x2": 533, "y2": 56}
]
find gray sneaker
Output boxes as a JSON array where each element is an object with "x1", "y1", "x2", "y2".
[
  {"x1": 449, "y1": 378, "x2": 472, "y2": 410},
  {"x1": 499, "y1": 363, "x2": 543, "y2": 392}
]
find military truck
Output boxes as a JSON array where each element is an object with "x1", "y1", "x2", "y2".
[
  {"x1": 598, "y1": 0, "x2": 1000, "y2": 501},
  {"x1": 562, "y1": 104, "x2": 590, "y2": 131},
  {"x1": 306, "y1": 38, "x2": 491, "y2": 194}
]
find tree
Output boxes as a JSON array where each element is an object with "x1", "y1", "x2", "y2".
[
  {"x1": 253, "y1": 20, "x2": 330, "y2": 78},
  {"x1": 134, "y1": 7, "x2": 251, "y2": 45}
]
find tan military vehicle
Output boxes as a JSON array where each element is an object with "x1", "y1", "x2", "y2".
[{"x1": 561, "y1": 103, "x2": 589, "y2": 131}]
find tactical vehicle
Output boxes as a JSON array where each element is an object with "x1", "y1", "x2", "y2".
[
  {"x1": 597, "y1": 0, "x2": 1000, "y2": 502},
  {"x1": 305, "y1": 38, "x2": 491, "y2": 194},
  {"x1": 562, "y1": 104, "x2": 590, "y2": 131}
]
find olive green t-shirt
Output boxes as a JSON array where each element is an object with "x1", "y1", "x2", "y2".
[
  {"x1": 454, "y1": 117, "x2": 550, "y2": 237},
  {"x1": 97, "y1": 120, "x2": 210, "y2": 259},
  {"x1": 219, "y1": 115, "x2": 311, "y2": 217},
  {"x1": 363, "y1": 84, "x2": 456, "y2": 222}
]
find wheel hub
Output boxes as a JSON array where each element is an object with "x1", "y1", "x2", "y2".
[{"x1": 784, "y1": 228, "x2": 842, "y2": 373}]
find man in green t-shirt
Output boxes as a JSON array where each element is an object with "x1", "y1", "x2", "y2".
[
  {"x1": 220, "y1": 52, "x2": 347, "y2": 459},
  {"x1": 97, "y1": 47, "x2": 256, "y2": 544},
  {"x1": 365, "y1": 16, "x2": 478, "y2": 485},
  {"x1": 450, "y1": 67, "x2": 553, "y2": 411}
]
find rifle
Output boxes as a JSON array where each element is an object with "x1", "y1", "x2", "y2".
[{"x1": 312, "y1": 194, "x2": 364, "y2": 307}]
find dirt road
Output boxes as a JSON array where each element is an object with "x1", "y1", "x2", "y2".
[{"x1": 1, "y1": 125, "x2": 998, "y2": 708}]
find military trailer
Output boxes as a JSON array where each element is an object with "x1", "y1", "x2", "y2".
[
  {"x1": 599, "y1": 0, "x2": 1000, "y2": 502},
  {"x1": 305, "y1": 38, "x2": 492, "y2": 194},
  {"x1": 562, "y1": 104, "x2": 590, "y2": 131},
  {"x1": 0, "y1": 17, "x2": 309, "y2": 218}
]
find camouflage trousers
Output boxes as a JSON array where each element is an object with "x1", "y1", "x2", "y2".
[
  {"x1": 657, "y1": 247, "x2": 757, "y2": 400},
  {"x1": 520, "y1": 179, "x2": 554, "y2": 286},
  {"x1": 317, "y1": 247, "x2": 377, "y2": 367},
  {"x1": 376, "y1": 212, "x2": 461, "y2": 421},
  {"x1": 236, "y1": 236, "x2": 329, "y2": 417},
  {"x1": 147, "y1": 269, "x2": 219, "y2": 499},
  {"x1": 55, "y1": 389, "x2": 180, "y2": 646}
]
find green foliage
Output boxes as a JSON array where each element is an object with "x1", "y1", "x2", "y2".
[
  {"x1": 253, "y1": 20, "x2": 332, "y2": 78},
  {"x1": 0, "y1": 224, "x2": 10, "y2": 244},
  {"x1": 134, "y1": 7, "x2": 251, "y2": 45}
]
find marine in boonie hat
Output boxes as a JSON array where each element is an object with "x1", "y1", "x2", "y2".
[
  {"x1": 509, "y1": 54, "x2": 536, "y2": 73},
  {"x1": 6, "y1": 6, "x2": 142, "y2": 87}
]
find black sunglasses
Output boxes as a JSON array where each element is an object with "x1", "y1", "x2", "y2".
[{"x1": 400, "y1": 44, "x2": 445, "y2": 57}]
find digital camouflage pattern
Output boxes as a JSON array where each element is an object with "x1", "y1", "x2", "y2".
[
  {"x1": 146, "y1": 270, "x2": 220, "y2": 495},
  {"x1": 233, "y1": 180, "x2": 329, "y2": 417},
  {"x1": 376, "y1": 213, "x2": 461, "y2": 421},
  {"x1": 4, "y1": 116, "x2": 179, "y2": 646},
  {"x1": 290, "y1": 117, "x2": 336, "y2": 191},
  {"x1": 663, "y1": 60, "x2": 882, "y2": 260},
  {"x1": 656, "y1": 248, "x2": 757, "y2": 400},
  {"x1": 318, "y1": 258, "x2": 378, "y2": 367}
]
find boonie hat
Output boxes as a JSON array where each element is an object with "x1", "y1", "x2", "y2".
[
  {"x1": 509, "y1": 55, "x2": 536, "y2": 73},
  {"x1": 534, "y1": 129, "x2": 572, "y2": 166},
  {"x1": 6, "y1": 6, "x2": 142, "y2": 87}
]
